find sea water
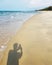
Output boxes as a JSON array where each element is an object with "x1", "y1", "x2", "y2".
[{"x1": 0, "y1": 11, "x2": 37, "y2": 60}]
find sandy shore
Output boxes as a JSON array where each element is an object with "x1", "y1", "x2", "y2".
[{"x1": 0, "y1": 11, "x2": 52, "y2": 65}]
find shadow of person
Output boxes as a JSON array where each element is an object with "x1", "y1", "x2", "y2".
[{"x1": 7, "y1": 43, "x2": 23, "y2": 65}]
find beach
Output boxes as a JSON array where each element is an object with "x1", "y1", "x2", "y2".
[
  {"x1": 0, "y1": 11, "x2": 52, "y2": 65},
  {"x1": 0, "y1": 12, "x2": 35, "y2": 61}
]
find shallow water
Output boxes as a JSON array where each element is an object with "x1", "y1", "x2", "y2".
[{"x1": 0, "y1": 11, "x2": 37, "y2": 57}]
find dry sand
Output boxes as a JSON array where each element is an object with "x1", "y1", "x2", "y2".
[{"x1": 0, "y1": 11, "x2": 52, "y2": 65}]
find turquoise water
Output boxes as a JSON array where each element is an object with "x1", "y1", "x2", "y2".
[{"x1": 0, "y1": 11, "x2": 37, "y2": 52}]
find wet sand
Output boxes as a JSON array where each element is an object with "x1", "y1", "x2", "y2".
[{"x1": 0, "y1": 11, "x2": 52, "y2": 65}]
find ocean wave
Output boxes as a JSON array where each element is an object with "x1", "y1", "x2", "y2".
[{"x1": 0, "y1": 11, "x2": 37, "y2": 60}]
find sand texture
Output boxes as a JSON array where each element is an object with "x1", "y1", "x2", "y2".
[{"x1": 0, "y1": 11, "x2": 52, "y2": 65}]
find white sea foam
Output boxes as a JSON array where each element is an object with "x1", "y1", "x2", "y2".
[
  {"x1": 0, "y1": 45, "x2": 7, "y2": 51},
  {"x1": 0, "y1": 12, "x2": 37, "y2": 60}
]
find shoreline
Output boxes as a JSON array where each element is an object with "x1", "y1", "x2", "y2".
[
  {"x1": 0, "y1": 12, "x2": 37, "y2": 61},
  {"x1": 0, "y1": 11, "x2": 38, "y2": 52},
  {"x1": 0, "y1": 11, "x2": 52, "y2": 65}
]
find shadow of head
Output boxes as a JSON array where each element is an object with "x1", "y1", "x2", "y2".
[{"x1": 13, "y1": 43, "x2": 18, "y2": 51}]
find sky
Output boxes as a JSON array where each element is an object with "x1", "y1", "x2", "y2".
[{"x1": 0, "y1": 0, "x2": 52, "y2": 11}]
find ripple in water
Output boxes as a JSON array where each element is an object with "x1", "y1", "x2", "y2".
[{"x1": 0, "y1": 11, "x2": 37, "y2": 60}]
